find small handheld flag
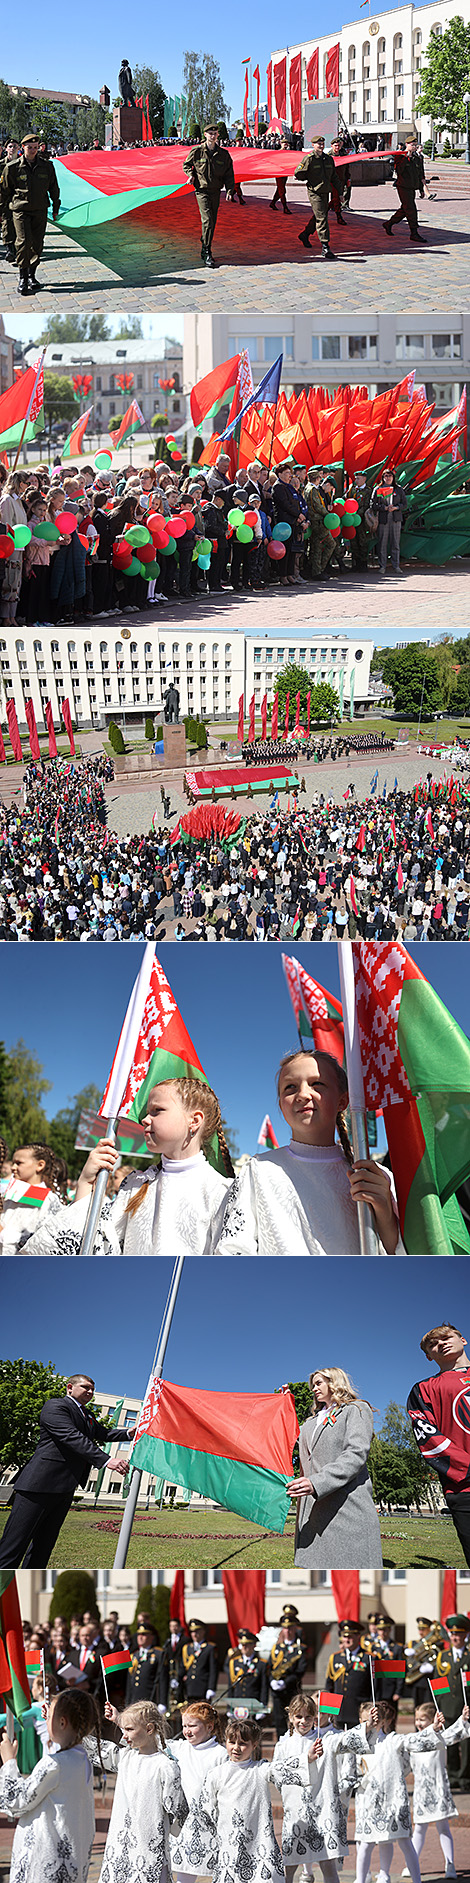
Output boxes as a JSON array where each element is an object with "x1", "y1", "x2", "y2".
[
  {"x1": 429, "y1": 1674, "x2": 450, "y2": 1708},
  {"x1": 257, "y1": 1115, "x2": 279, "y2": 1150},
  {"x1": 374, "y1": 1657, "x2": 406, "y2": 1680},
  {"x1": 461, "y1": 1668, "x2": 470, "y2": 1706},
  {"x1": 25, "y1": 1650, "x2": 42, "y2": 1677},
  {"x1": 317, "y1": 1691, "x2": 342, "y2": 1716},
  {"x1": 100, "y1": 1649, "x2": 131, "y2": 1676}
]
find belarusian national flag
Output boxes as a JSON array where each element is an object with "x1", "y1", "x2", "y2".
[
  {"x1": 2, "y1": 1177, "x2": 50, "y2": 1209},
  {"x1": 190, "y1": 355, "x2": 240, "y2": 429},
  {"x1": 318, "y1": 1691, "x2": 342, "y2": 1714},
  {"x1": 113, "y1": 399, "x2": 145, "y2": 449},
  {"x1": 101, "y1": 1648, "x2": 131, "y2": 1675},
  {"x1": 24, "y1": 1650, "x2": 42, "y2": 1675},
  {"x1": 0, "y1": 355, "x2": 45, "y2": 450},
  {"x1": 352, "y1": 941, "x2": 470, "y2": 1254},
  {"x1": 99, "y1": 945, "x2": 229, "y2": 1175},
  {"x1": 430, "y1": 1674, "x2": 450, "y2": 1697},
  {"x1": 258, "y1": 1114, "x2": 279, "y2": 1149},
  {"x1": 282, "y1": 954, "x2": 345, "y2": 1067},
  {"x1": 62, "y1": 405, "x2": 94, "y2": 458},
  {"x1": 131, "y1": 1378, "x2": 298, "y2": 1532},
  {"x1": 93, "y1": 1398, "x2": 125, "y2": 1505},
  {"x1": 0, "y1": 1576, "x2": 31, "y2": 1718},
  {"x1": 374, "y1": 1657, "x2": 406, "y2": 1679}
]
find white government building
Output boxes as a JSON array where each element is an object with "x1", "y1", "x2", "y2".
[
  {"x1": 0, "y1": 627, "x2": 373, "y2": 733},
  {"x1": 269, "y1": 0, "x2": 470, "y2": 144},
  {"x1": 184, "y1": 314, "x2": 470, "y2": 420},
  {"x1": 23, "y1": 337, "x2": 184, "y2": 440}
]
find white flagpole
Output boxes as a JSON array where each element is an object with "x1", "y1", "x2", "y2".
[
  {"x1": 79, "y1": 943, "x2": 156, "y2": 1257},
  {"x1": 113, "y1": 1253, "x2": 185, "y2": 1568},
  {"x1": 428, "y1": 1677, "x2": 439, "y2": 1711},
  {"x1": 101, "y1": 1659, "x2": 109, "y2": 1704},
  {"x1": 337, "y1": 941, "x2": 379, "y2": 1256},
  {"x1": 370, "y1": 1655, "x2": 376, "y2": 1705}
]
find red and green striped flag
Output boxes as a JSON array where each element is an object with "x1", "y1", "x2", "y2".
[
  {"x1": 0, "y1": 355, "x2": 44, "y2": 450},
  {"x1": 0, "y1": 1576, "x2": 31, "y2": 1719},
  {"x1": 190, "y1": 355, "x2": 240, "y2": 429},
  {"x1": 352, "y1": 940, "x2": 470, "y2": 1254},
  {"x1": 430, "y1": 1674, "x2": 450, "y2": 1697},
  {"x1": 62, "y1": 405, "x2": 93, "y2": 458},
  {"x1": 257, "y1": 1114, "x2": 279, "y2": 1149},
  {"x1": 2, "y1": 1178, "x2": 50, "y2": 1209},
  {"x1": 282, "y1": 953, "x2": 345, "y2": 1068},
  {"x1": 24, "y1": 1650, "x2": 42, "y2": 1676},
  {"x1": 101, "y1": 1648, "x2": 131, "y2": 1676},
  {"x1": 130, "y1": 1378, "x2": 299, "y2": 1532},
  {"x1": 374, "y1": 1657, "x2": 406, "y2": 1679},
  {"x1": 318, "y1": 1691, "x2": 343, "y2": 1715},
  {"x1": 99, "y1": 945, "x2": 229, "y2": 1175},
  {"x1": 113, "y1": 398, "x2": 145, "y2": 449}
]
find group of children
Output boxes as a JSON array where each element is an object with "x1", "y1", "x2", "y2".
[{"x1": 1, "y1": 1686, "x2": 468, "y2": 1883}]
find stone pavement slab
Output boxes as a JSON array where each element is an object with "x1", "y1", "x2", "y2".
[{"x1": 0, "y1": 164, "x2": 469, "y2": 313}]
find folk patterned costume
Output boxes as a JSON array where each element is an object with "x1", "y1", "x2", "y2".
[
  {"x1": 217, "y1": 1146, "x2": 402, "y2": 1259},
  {"x1": 409, "y1": 1717, "x2": 470, "y2": 1868},
  {"x1": 199, "y1": 1759, "x2": 284, "y2": 1883},
  {"x1": 271, "y1": 1726, "x2": 348, "y2": 1868},
  {"x1": 23, "y1": 1157, "x2": 232, "y2": 1260},
  {"x1": 0, "y1": 1744, "x2": 95, "y2": 1883},
  {"x1": 169, "y1": 1737, "x2": 229, "y2": 1875},
  {"x1": 336, "y1": 1722, "x2": 441, "y2": 1883},
  {"x1": 83, "y1": 1735, "x2": 187, "y2": 1883}
]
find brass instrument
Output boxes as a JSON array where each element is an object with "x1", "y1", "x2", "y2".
[{"x1": 405, "y1": 1622, "x2": 445, "y2": 1687}]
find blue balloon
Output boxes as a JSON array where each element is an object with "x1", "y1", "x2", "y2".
[
  {"x1": 198, "y1": 554, "x2": 211, "y2": 569},
  {"x1": 272, "y1": 521, "x2": 292, "y2": 541}
]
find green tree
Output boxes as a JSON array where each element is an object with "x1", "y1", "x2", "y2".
[
  {"x1": 1, "y1": 1040, "x2": 51, "y2": 1152},
  {"x1": 114, "y1": 317, "x2": 143, "y2": 339},
  {"x1": 38, "y1": 314, "x2": 111, "y2": 344},
  {"x1": 275, "y1": 664, "x2": 340, "y2": 727},
  {"x1": 182, "y1": 52, "x2": 227, "y2": 131},
  {"x1": 49, "y1": 1083, "x2": 102, "y2": 1180},
  {"x1": 418, "y1": 18, "x2": 470, "y2": 138},
  {"x1": 131, "y1": 1583, "x2": 170, "y2": 1644},
  {"x1": 0, "y1": 1358, "x2": 67, "y2": 1473},
  {"x1": 453, "y1": 668, "x2": 470, "y2": 714},
  {"x1": 74, "y1": 102, "x2": 108, "y2": 149},
  {"x1": 49, "y1": 1572, "x2": 100, "y2": 1626},
  {"x1": 309, "y1": 683, "x2": 341, "y2": 724},
  {"x1": 369, "y1": 1436, "x2": 420, "y2": 1509},
  {"x1": 132, "y1": 65, "x2": 166, "y2": 139},
  {"x1": 381, "y1": 645, "x2": 443, "y2": 719},
  {"x1": 43, "y1": 373, "x2": 77, "y2": 437},
  {"x1": 432, "y1": 642, "x2": 458, "y2": 711}
]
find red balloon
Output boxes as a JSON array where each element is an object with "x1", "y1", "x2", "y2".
[
  {"x1": 0, "y1": 535, "x2": 14, "y2": 560},
  {"x1": 343, "y1": 498, "x2": 358, "y2": 513},
  {"x1": 171, "y1": 450, "x2": 183, "y2": 463},
  {"x1": 244, "y1": 510, "x2": 258, "y2": 527},
  {"x1": 150, "y1": 527, "x2": 170, "y2": 552},
  {"x1": 138, "y1": 541, "x2": 157, "y2": 564},
  {"x1": 148, "y1": 510, "x2": 165, "y2": 530},
  {"x1": 267, "y1": 540, "x2": 286, "y2": 560},
  {"x1": 342, "y1": 526, "x2": 356, "y2": 539},
  {"x1": 166, "y1": 434, "x2": 176, "y2": 445},
  {"x1": 113, "y1": 541, "x2": 133, "y2": 568},
  {"x1": 167, "y1": 516, "x2": 187, "y2": 538},
  {"x1": 179, "y1": 509, "x2": 196, "y2": 529},
  {"x1": 330, "y1": 525, "x2": 341, "y2": 537},
  {"x1": 56, "y1": 511, "x2": 78, "y2": 534}
]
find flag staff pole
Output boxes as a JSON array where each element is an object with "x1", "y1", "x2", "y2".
[
  {"x1": 337, "y1": 941, "x2": 379, "y2": 1256},
  {"x1": 79, "y1": 942, "x2": 156, "y2": 1257},
  {"x1": 113, "y1": 1253, "x2": 185, "y2": 1568},
  {"x1": 79, "y1": 1115, "x2": 118, "y2": 1258}
]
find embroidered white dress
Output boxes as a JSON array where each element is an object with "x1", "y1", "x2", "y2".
[
  {"x1": 198, "y1": 1758, "x2": 284, "y2": 1883},
  {"x1": 335, "y1": 1726, "x2": 438, "y2": 1841},
  {"x1": 83, "y1": 1737, "x2": 187, "y2": 1883},
  {"x1": 270, "y1": 1727, "x2": 348, "y2": 1861},
  {"x1": 22, "y1": 1154, "x2": 232, "y2": 1259},
  {"x1": 409, "y1": 1719, "x2": 470, "y2": 1824},
  {"x1": 0, "y1": 1188, "x2": 56, "y2": 1257},
  {"x1": 216, "y1": 1144, "x2": 403, "y2": 1258},
  {"x1": 0, "y1": 1745, "x2": 95, "y2": 1883},
  {"x1": 169, "y1": 1735, "x2": 229, "y2": 1873}
]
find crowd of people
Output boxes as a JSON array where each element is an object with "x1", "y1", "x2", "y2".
[
  {"x1": 1, "y1": 1599, "x2": 470, "y2": 1883},
  {"x1": 1, "y1": 754, "x2": 469, "y2": 941},
  {"x1": 0, "y1": 454, "x2": 415, "y2": 632},
  {"x1": 241, "y1": 733, "x2": 396, "y2": 766}
]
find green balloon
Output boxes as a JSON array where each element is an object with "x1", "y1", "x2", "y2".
[
  {"x1": 228, "y1": 508, "x2": 243, "y2": 527},
  {"x1": 335, "y1": 498, "x2": 346, "y2": 510},
  {"x1": 146, "y1": 559, "x2": 160, "y2": 578},
  {"x1": 125, "y1": 525, "x2": 151, "y2": 547},
  {"x1": 123, "y1": 555, "x2": 142, "y2": 577},
  {"x1": 324, "y1": 513, "x2": 340, "y2": 531},
  {"x1": 159, "y1": 538, "x2": 176, "y2": 555},
  {"x1": 95, "y1": 451, "x2": 113, "y2": 469},
  {"x1": 13, "y1": 524, "x2": 31, "y2": 548},
  {"x1": 198, "y1": 537, "x2": 212, "y2": 556},
  {"x1": 33, "y1": 520, "x2": 60, "y2": 542},
  {"x1": 236, "y1": 524, "x2": 253, "y2": 543}
]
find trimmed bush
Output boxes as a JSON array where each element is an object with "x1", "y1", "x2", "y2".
[
  {"x1": 131, "y1": 1582, "x2": 170, "y2": 1645},
  {"x1": 145, "y1": 716, "x2": 155, "y2": 742},
  {"x1": 196, "y1": 722, "x2": 208, "y2": 749},
  {"x1": 49, "y1": 1571, "x2": 99, "y2": 1627},
  {"x1": 108, "y1": 720, "x2": 126, "y2": 754}
]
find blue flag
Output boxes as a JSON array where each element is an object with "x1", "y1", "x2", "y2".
[
  {"x1": 382, "y1": 779, "x2": 387, "y2": 799},
  {"x1": 393, "y1": 776, "x2": 398, "y2": 791},
  {"x1": 218, "y1": 355, "x2": 283, "y2": 443},
  {"x1": 370, "y1": 770, "x2": 378, "y2": 793}
]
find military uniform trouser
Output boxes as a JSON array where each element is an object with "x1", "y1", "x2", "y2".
[
  {"x1": 309, "y1": 524, "x2": 334, "y2": 575},
  {"x1": 1, "y1": 207, "x2": 15, "y2": 250},
  {"x1": 304, "y1": 187, "x2": 330, "y2": 246},
  {"x1": 196, "y1": 190, "x2": 220, "y2": 254},
  {"x1": 390, "y1": 185, "x2": 418, "y2": 234},
  {"x1": 12, "y1": 207, "x2": 48, "y2": 273}
]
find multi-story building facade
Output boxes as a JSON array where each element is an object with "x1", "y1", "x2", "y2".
[
  {"x1": 0, "y1": 316, "x2": 14, "y2": 398},
  {"x1": 24, "y1": 338, "x2": 184, "y2": 438},
  {"x1": 184, "y1": 313, "x2": 470, "y2": 422},
  {"x1": 269, "y1": 0, "x2": 470, "y2": 144},
  {"x1": 245, "y1": 632, "x2": 372, "y2": 716}
]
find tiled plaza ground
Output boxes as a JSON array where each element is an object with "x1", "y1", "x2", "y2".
[{"x1": 0, "y1": 164, "x2": 469, "y2": 312}]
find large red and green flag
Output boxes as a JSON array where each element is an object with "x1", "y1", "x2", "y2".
[
  {"x1": 374, "y1": 1657, "x2": 406, "y2": 1679},
  {"x1": 190, "y1": 355, "x2": 241, "y2": 429},
  {"x1": 282, "y1": 953, "x2": 345, "y2": 1067},
  {"x1": 352, "y1": 941, "x2": 470, "y2": 1254},
  {"x1": 429, "y1": 1674, "x2": 450, "y2": 1698},
  {"x1": 101, "y1": 1648, "x2": 131, "y2": 1676},
  {"x1": 113, "y1": 398, "x2": 145, "y2": 449},
  {"x1": 0, "y1": 1576, "x2": 31, "y2": 1719},
  {"x1": 131, "y1": 1378, "x2": 299, "y2": 1532},
  {"x1": 318, "y1": 1691, "x2": 343, "y2": 1715},
  {"x1": 62, "y1": 405, "x2": 93, "y2": 458},
  {"x1": 0, "y1": 355, "x2": 44, "y2": 451},
  {"x1": 99, "y1": 945, "x2": 229, "y2": 1175}
]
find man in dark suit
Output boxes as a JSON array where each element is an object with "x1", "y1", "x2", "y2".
[{"x1": 0, "y1": 1373, "x2": 129, "y2": 1567}]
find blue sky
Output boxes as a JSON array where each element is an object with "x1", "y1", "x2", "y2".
[
  {"x1": 0, "y1": 1255, "x2": 467, "y2": 1411},
  {"x1": 3, "y1": 3, "x2": 400, "y2": 128},
  {"x1": 2, "y1": 943, "x2": 469, "y2": 1157}
]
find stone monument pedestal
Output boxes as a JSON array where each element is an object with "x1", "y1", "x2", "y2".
[
  {"x1": 163, "y1": 723, "x2": 186, "y2": 768},
  {"x1": 113, "y1": 105, "x2": 143, "y2": 145}
]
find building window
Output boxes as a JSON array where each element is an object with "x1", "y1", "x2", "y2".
[
  {"x1": 396, "y1": 334, "x2": 425, "y2": 359},
  {"x1": 233, "y1": 337, "x2": 259, "y2": 360},
  {"x1": 264, "y1": 335, "x2": 294, "y2": 360},
  {"x1": 321, "y1": 336, "x2": 341, "y2": 360},
  {"x1": 431, "y1": 333, "x2": 462, "y2": 359},
  {"x1": 137, "y1": 375, "x2": 143, "y2": 389}
]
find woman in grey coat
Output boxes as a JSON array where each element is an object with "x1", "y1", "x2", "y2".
[{"x1": 287, "y1": 1366, "x2": 383, "y2": 1569}]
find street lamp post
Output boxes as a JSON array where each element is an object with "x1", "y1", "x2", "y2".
[{"x1": 463, "y1": 91, "x2": 470, "y2": 165}]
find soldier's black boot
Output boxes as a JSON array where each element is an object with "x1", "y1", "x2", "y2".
[
  {"x1": 29, "y1": 266, "x2": 41, "y2": 292},
  {"x1": 410, "y1": 231, "x2": 426, "y2": 242},
  {"x1": 321, "y1": 245, "x2": 336, "y2": 260},
  {"x1": 17, "y1": 270, "x2": 29, "y2": 294},
  {"x1": 298, "y1": 229, "x2": 311, "y2": 247},
  {"x1": 200, "y1": 242, "x2": 206, "y2": 263},
  {"x1": 205, "y1": 250, "x2": 215, "y2": 268},
  {"x1": 383, "y1": 220, "x2": 393, "y2": 235},
  {"x1": 5, "y1": 245, "x2": 16, "y2": 263}
]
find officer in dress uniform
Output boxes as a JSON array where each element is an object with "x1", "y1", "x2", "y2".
[
  {"x1": 267, "y1": 1605, "x2": 307, "y2": 1738},
  {"x1": 371, "y1": 1614, "x2": 406, "y2": 1704},
  {"x1": 295, "y1": 136, "x2": 336, "y2": 259},
  {"x1": 404, "y1": 1616, "x2": 442, "y2": 1708},
  {"x1": 182, "y1": 1618, "x2": 218, "y2": 1700},
  {"x1": 125, "y1": 1623, "x2": 161, "y2": 1706},
  {"x1": 383, "y1": 134, "x2": 426, "y2": 243},
  {"x1": 0, "y1": 132, "x2": 60, "y2": 296},
  {"x1": 159, "y1": 1615, "x2": 188, "y2": 1733},
  {"x1": 325, "y1": 1620, "x2": 372, "y2": 1726},
  {"x1": 227, "y1": 1629, "x2": 268, "y2": 1711},
  {"x1": 434, "y1": 1616, "x2": 470, "y2": 1788},
  {"x1": 183, "y1": 126, "x2": 235, "y2": 269}
]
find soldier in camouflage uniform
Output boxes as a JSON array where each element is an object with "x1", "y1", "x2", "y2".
[
  {"x1": 305, "y1": 470, "x2": 336, "y2": 578},
  {"x1": 383, "y1": 134, "x2": 427, "y2": 243},
  {"x1": 183, "y1": 125, "x2": 235, "y2": 268},
  {"x1": 295, "y1": 136, "x2": 336, "y2": 259},
  {"x1": 1, "y1": 132, "x2": 60, "y2": 294}
]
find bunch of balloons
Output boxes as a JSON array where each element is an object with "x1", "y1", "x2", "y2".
[{"x1": 165, "y1": 433, "x2": 183, "y2": 465}]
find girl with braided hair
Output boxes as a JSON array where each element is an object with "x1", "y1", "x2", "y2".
[
  {"x1": 0, "y1": 1140, "x2": 69, "y2": 1256},
  {"x1": 83, "y1": 1698, "x2": 187, "y2": 1883},
  {"x1": 22, "y1": 1079, "x2": 234, "y2": 1259},
  {"x1": 0, "y1": 1687, "x2": 101, "y2": 1881},
  {"x1": 217, "y1": 1050, "x2": 402, "y2": 1257}
]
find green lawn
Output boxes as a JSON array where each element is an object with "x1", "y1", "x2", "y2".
[{"x1": 0, "y1": 1505, "x2": 464, "y2": 1570}]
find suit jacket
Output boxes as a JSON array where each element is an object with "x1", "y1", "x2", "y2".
[{"x1": 14, "y1": 1396, "x2": 111, "y2": 1497}]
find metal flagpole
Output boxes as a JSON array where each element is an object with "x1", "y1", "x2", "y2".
[
  {"x1": 113, "y1": 1253, "x2": 185, "y2": 1568},
  {"x1": 78, "y1": 943, "x2": 156, "y2": 1256},
  {"x1": 337, "y1": 941, "x2": 379, "y2": 1256},
  {"x1": 79, "y1": 1116, "x2": 118, "y2": 1258}
]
